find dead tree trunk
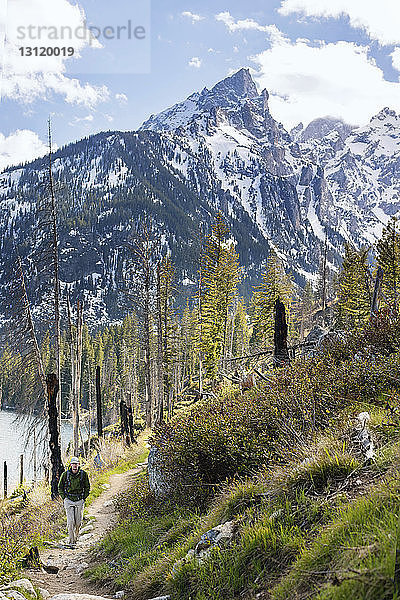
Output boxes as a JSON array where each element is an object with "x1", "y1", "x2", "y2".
[
  {"x1": 156, "y1": 263, "x2": 164, "y2": 426},
  {"x1": 274, "y1": 298, "x2": 290, "y2": 368},
  {"x1": 48, "y1": 120, "x2": 62, "y2": 434},
  {"x1": 120, "y1": 398, "x2": 131, "y2": 445},
  {"x1": 370, "y1": 266, "x2": 383, "y2": 323},
  {"x1": 46, "y1": 373, "x2": 64, "y2": 500},
  {"x1": 96, "y1": 365, "x2": 103, "y2": 438},
  {"x1": 67, "y1": 297, "x2": 84, "y2": 456},
  {"x1": 127, "y1": 392, "x2": 135, "y2": 443},
  {"x1": 321, "y1": 232, "x2": 328, "y2": 326}
]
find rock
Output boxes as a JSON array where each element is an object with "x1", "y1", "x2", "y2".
[
  {"x1": 2, "y1": 593, "x2": 26, "y2": 600},
  {"x1": 172, "y1": 520, "x2": 237, "y2": 574},
  {"x1": 146, "y1": 597, "x2": 170, "y2": 600},
  {"x1": 268, "y1": 509, "x2": 283, "y2": 522},
  {"x1": 42, "y1": 565, "x2": 59, "y2": 575},
  {"x1": 79, "y1": 524, "x2": 94, "y2": 534},
  {"x1": 101, "y1": 484, "x2": 110, "y2": 490},
  {"x1": 38, "y1": 590, "x2": 50, "y2": 600},
  {"x1": 354, "y1": 412, "x2": 375, "y2": 461},
  {"x1": 1, "y1": 580, "x2": 37, "y2": 600},
  {"x1": 75, "y1": 565, "x2": 88, "y2": 575},
  {"x1": 103, "y1": 500, "x2": 113, "y2": 508},
  {"x1": 50, "y1": 596, "x2": 111, "y2": 600},
  {"x1": 78, "y1": 533, "x2": 93, "y2": 542},
  {"x1": 147, "y1": 447, "x2": 172, "y2": 498},
  {"x1": 114, "y1": 593, "x2": 125, "y2": 599},
  {"x1": 194, "y1": 521, "x2": 236, "y2": 555}
]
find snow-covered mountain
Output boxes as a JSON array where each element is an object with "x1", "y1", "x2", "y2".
[{"x1": 0, "y1": 68, "x2": 399, "y2": 326}]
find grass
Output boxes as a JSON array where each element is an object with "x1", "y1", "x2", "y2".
[
  {"x1": 85, "y1": 401, "x2": 400, "y2": 600},
  {"x1": 84, "y1": 432, "x2": 149, "y2": 507}
]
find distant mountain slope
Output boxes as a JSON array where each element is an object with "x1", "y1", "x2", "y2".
[{"x1": 0, "y1": 68, "x2": 399, "y2": 326}]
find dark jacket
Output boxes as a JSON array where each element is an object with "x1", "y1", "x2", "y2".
[{"x1": 58, "y1": 468, "x2": 90, "y2": 501}]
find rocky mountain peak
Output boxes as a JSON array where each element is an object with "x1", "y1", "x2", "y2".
[
  {"x1": 139, "y1": 69, "x2": 261, "y2": 133},
  {"x1": 299, "y1": 117, "x2": 355, "y2": 142},
  {"x1": 208, "y1": 68, "x2": 258, "y2": 101}
]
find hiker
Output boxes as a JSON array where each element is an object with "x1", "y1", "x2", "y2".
[{"x1": 58, "y1": 456, "x2": 90, "y2": 547}]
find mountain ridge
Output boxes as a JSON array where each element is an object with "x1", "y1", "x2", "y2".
[{"x1": 0, "y1": 69, "x2": 399, "y2": 326}]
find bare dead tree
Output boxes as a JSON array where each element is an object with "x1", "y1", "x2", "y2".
[
  {"x1": 48, "y1": 119, "x2": 62, "y2": 431},
  {"x1": 67, "y1": 296, "x2": 83, "y2": 456},
  {"x1": 124, "y1": 218, "x2": 160, "y2": 428}
]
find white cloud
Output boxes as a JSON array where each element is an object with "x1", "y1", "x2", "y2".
[
  {"x1": 215, "y1": 11, "x2": 286, "y2": 42},
  {"x1": 116, "y1": 93, "x2": 128, "y2": 103},
  {"x1": 68, "y1": 114, "x2": 94, "y2": 126},
  {"x1": 279, "y1": 0, "x2": 400, "y2": 46},
  {"x1": 0, "y1": 0, "x2": 109, "y2": 106},
  {"x1": 392, "y1": 48, "x2": 400, "y2": 72},
  {"x1": 181, "y1": 11, "x2": 205, "y2": 23},
  {"x1": 189, "y1": 56, "x2": 202, "y2": 68},
  {"x1": 0, "y1": 129, "x2": 48, "y2": 172},
  {"x1": 252, "y1": 34, "x2": 400, "y2": 128}
]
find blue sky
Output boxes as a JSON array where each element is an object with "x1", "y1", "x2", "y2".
[{"x1": 1, "y1": 0, "x2": 400, "y2": 171}]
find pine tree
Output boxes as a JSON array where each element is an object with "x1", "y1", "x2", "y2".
[
  {"x1": 200, "y1": 214, "x2": 240, "y2": 379},
  {"x1": 376, "y1": 217, "x2": 400, "y2": 314},
  {"x1": 336, "y1": 244, "x2": 371, "y2": 330}
]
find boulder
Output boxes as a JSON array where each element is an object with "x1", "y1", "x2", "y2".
[
  {"x1": 79, "y1": 524, "x2": 94, "y2": 535},
  {"x1": 172, "y1": 520, "x2": 237, "y2": 573},
  {"x1": 50, "y1": 596, "x2": 111, "y2": 600},
  {"x1": 2, "y1": 593, "x2": 26, "y2": 600},
  {"x1": 1, "y1": 580, "x2": 37, "y2": 600},
  {"x1": 147, "y1": 447, "x2": 172, "y2": 498},
  {"x1": 37, "y1": 590, "x2": 50, "y2": 600}
]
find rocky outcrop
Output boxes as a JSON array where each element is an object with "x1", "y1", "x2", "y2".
[
  {"x1": 172, "y1": 520, "x2": 237, "y2": 574},
  {"x1": 147, "y1": 447, "x2": 172, "y2": 498}
]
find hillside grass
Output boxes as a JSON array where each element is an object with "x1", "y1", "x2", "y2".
[
  {"x1": 86, "y1": 325, "x2": 400, "y2": 600},
  {"x1": 88, "y1": 412, "x2": 400, "y2": 600}
]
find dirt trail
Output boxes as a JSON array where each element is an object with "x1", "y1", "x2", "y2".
[{"x1": 26, "y1": 467, "x2": 144, "y2": 598}]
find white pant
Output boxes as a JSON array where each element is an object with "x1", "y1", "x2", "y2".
[{"x1": 64, "y1": 498, "x2": 84, "y2": 545}]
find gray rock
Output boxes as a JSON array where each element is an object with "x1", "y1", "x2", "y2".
[
  {"x1": 79, "y1": 524, "x2": 94, "y2": 534},
  {"x1": 172, "y1": 520, "x2": 237, "y2": 574},
  {"x1": 146, "y1": 596, "x2": 170, "y2": 600},
  {"x1": 78, "y1": 533, "x2": 93, "y2": 543},
  {"x1": 2, "y1": 592, "x2": 26, "y2": 600},
  {"x1": 114, "y1": 593, "x2": 125, "y2": 599},
  {"x1": 38, "y1": 590, "x2": 50, "y2": 600},
  {"x1": 50, "y1": 596, "x2": 111, "y2": 600},
  {"x1": 147, "y1": 447, "x2": 172, "y2": 498},
  {"x1": 194, "y1": 521, "x2": 236, "y2": 556},
  {"x1": 1, "y1": 580, "x2": 37, "y2": 600}
]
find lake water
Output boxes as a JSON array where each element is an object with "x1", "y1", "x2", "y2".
[{"x1": 0, "y1": 410, "x2": 73, "y2": 494}]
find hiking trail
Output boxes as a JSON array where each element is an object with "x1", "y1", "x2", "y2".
[{"x1": 25, "y1": 467, "x2": 144, "y2": 599}]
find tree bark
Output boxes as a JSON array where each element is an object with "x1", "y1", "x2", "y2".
[
  {"x1": 46, "y1": 373, "x2": 64, "y2": 500},
  {"x1": 96, "y1": 365, "x2": 103, "y2": 438},
  {"x1": 274, "y1": 298, "x2": 290, "y2": 368},
  {"x1": 48, "y1": 120, "x2": 62, "y2": 433}
]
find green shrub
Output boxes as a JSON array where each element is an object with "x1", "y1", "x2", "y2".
[{"x1": 151, "y1": 342, "x2": 400, "y2": 503}]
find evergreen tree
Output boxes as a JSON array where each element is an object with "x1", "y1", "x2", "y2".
[
  {"x1": 336, "y1": 244, "x2": 371, "y2": 330},
  {"x1": 376, "y1": 217, "x2": 400, "y2": 314},
  {"x1": 200, "y1": 214, "x2": 240, "y2": 379}
]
